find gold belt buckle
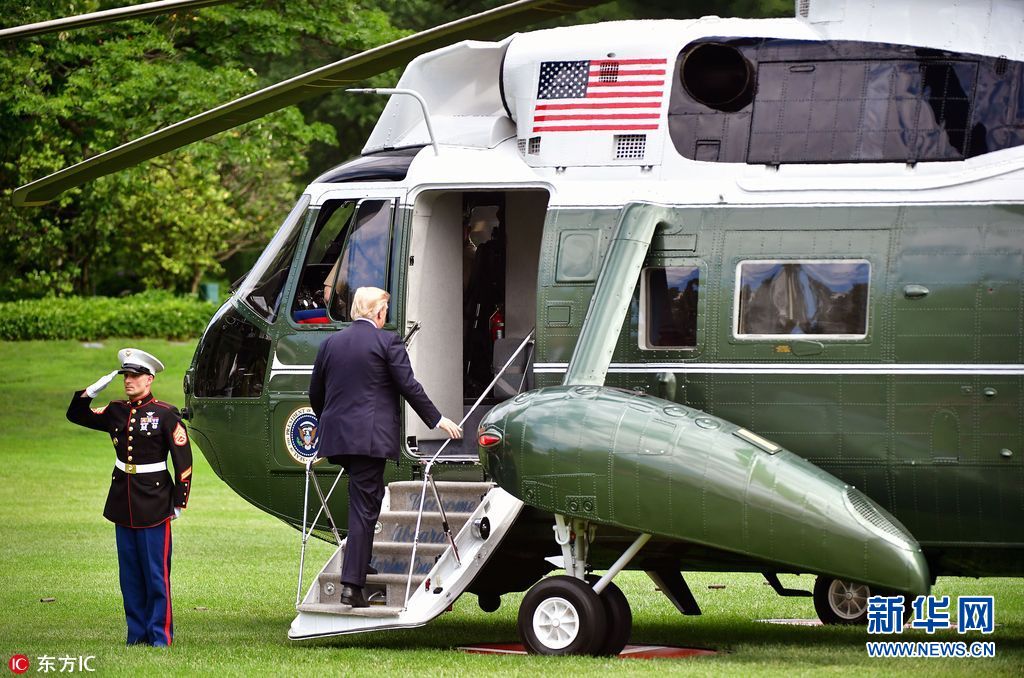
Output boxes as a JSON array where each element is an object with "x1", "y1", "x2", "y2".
[{"x1": 125, "y1": 463, "x2": 137, "y2": 474}]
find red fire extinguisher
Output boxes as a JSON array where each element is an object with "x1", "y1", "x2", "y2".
[{"x1": 489, "y1": 307, "x2": 505, "y2": 341}]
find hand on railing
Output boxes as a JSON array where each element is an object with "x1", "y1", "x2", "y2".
[{"x1": 436, "y1": 416, "x2": 463, "y2": 439}]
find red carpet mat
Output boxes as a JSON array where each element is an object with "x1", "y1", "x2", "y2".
[{"x1": 458, "y1": 643, "x2": 717, "y2": 659}]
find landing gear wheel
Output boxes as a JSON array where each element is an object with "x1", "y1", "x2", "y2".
[
  {"x1": 813, "y1": 576, "x2": 871, "y2": 625},
  {"x1": 585, "y1": 575, "x2": 632, "y2": 656},
  {"x1": 518, "y1": 575, "x2": 608, "y2": 655}
]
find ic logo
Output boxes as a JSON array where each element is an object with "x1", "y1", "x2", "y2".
[{"x1": 8, "y1": 655, "x2": 29, "y2": 674}]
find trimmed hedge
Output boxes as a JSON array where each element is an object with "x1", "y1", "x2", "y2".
[{"x1": 0, "y1": 292, "x2": 219, "y2": 341}]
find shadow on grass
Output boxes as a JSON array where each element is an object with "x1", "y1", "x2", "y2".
[{"x1": 265, "y1": 610, "x2": 1020, "y2": 656}]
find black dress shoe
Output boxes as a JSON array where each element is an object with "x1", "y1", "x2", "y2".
[
  {"x1": 340, "y1": 584, "x2": 369, "y2": 608},
  {"x1": 366, "y1": 564, "x2": 378, "y2": 576}
]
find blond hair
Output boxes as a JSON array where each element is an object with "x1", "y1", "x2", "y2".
[{"x1": 350, "y1": 286, "x2": 390, "y2": 320}]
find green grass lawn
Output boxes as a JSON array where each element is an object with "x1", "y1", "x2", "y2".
[{"x1": 0, "y1": 340, "x2": 1021, "y2": 676}]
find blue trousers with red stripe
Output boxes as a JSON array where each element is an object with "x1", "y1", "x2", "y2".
[{"x1": 115, "y1": 520, "x2": 173, "y2": 646}]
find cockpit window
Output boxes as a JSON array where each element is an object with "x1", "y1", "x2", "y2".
[
  {"x1": 236, "y1": 195, "x2": 310, "y2": 322},
  {"x1": 734, "y1": 260, "x2": 870, "y2": 338},
  {"x1": 290, "y1": 198, "x2": 395, "y2": 325},
  {"x1": 327, "y1": 200, "x2": 394, "y2": 321}
]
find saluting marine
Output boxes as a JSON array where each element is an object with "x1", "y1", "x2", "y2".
[{"x1": 66, "y1": 348, "x2": 192, "y2": 647}]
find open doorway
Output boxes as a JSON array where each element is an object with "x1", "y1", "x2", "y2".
[{"x1": 404, "y1": 189, "x2": 549, "y2": 459}]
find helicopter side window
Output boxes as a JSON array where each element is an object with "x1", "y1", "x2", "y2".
[
  {"x1": 735, "y1": 260, "x2": 870, "y2": 338},
  {"x1": 291, "y1": 200, "x2": 356, "y2": 323},
  {"x1": 193, "y1": 305, "x2": 270, "y2": 398},
  {"x1": 324, "y1": 200, "x2": 394, "y2": 322},
  {"x1": 291, "y1": 199, "x2": 394, "y2": 324},
  {"x1": 641, "y1": 266, "x2": 700, "y2": 349}
]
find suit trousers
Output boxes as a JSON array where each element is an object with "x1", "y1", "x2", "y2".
[
  {"x1": 333, "y1": 455, "x2": 387, "y2": 588},
  {"x1": 115, "y1": 520, "x2": 173, "y2": 646}
]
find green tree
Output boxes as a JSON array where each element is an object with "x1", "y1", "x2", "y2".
[{"x1": 0, "y1": 1, "x2": 404, "y2": 297}]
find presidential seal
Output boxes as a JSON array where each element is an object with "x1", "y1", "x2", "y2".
[{"x1": 284, "y1": 407, "x2": 323, "y2": 465}]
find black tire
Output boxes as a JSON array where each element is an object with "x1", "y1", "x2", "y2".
[
  {"x1": 585, "y1": 575, "x2": 632, "y2": 656},
  {"x1": 518, "y1": 575, "x2": 608, "y2": 655},
  {"x1": 813, "y1": 576, "x2": 871, "y2": 625}
]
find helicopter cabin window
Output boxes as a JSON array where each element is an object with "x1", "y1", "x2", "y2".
[
  {"x1": 734, "y1": 260, "x2": 870, "y2": 338},
  {"x1": 291, "y1": 199, "x2": 394, "y2": 324},
  {"x1": 236, "y1": 195, "x2": 310, "y2": 322},
  {"x1": 641, "y1": 266, "x2": 700, "y2": 349}
]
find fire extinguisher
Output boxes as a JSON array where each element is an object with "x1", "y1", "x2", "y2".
[{"x1": 489, "y1": 307, "x2": 505, "y2": 341}]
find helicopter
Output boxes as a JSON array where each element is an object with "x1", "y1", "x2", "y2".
[{"x1": 13, "y1": 0, "x2": 1024, "y2": 656}]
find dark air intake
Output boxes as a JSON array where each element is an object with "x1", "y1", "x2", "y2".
[{"x1": 680, "y1": 43, "x2": 755, "y2": 112}]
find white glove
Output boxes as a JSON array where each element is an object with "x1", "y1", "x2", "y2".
[
  {"x1": 436, "y1": 416, "x2": 463, "y2": 440},
  {"x1": 85, "y1": 370, "x2": 120, "y2": 398},
  {"x1": 173, "y1": 508, "x2": 182, "y2": 520}
]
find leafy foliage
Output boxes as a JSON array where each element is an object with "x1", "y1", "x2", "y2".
[
  {"x1": 0, "y1": 291, "x2": 217, "y2": 340},
  {"x1": 0, "y1": 1, "x2": 404, "y2": 298}
]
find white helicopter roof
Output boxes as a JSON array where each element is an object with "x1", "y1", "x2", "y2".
[
  {"x1": 365, "y1": 0, "x2": 1024, "y2": 156},
  {"x1": 321, "y1": 0, "x2": 1024, "y2": 209}
]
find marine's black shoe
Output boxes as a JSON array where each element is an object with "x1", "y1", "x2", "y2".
[
  {"x1": 366, "y1": 564, "x2": 378, "y2": 576},
  {"x1": 340, "y1": 584, "x2": 369, "y2": 608}
]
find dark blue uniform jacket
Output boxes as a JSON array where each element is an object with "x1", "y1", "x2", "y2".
[
  {"x1": 309, "y1": 320, "x2": 441, "y2": 461},
  {"x1": 67, "y1": 391, "x2": 193, "y2": 527}
]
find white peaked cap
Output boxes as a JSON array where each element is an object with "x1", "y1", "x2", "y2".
[{"x1": 117, "y1": 348, "x2": 165, "y2": 376}]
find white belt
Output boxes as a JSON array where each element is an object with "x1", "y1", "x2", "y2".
[{"x1": 115, "y1": 459, "x2": 167, "y2": 474}]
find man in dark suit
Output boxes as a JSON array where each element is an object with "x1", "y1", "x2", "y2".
[{"x1": 309, "y1": 286, "x2": 461, "y2": 607}]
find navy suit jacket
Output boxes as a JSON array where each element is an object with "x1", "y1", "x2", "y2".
[{"x1": 309, "y1": 320, "x2": 442, "y2": 461}]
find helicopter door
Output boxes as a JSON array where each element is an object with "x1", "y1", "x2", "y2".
[
  {"x1": 289, "y1": 198, "x2": 397, "y2": 324},
  {"x1": 404, "y1": 189, "x2": 549, "y2": 460}
]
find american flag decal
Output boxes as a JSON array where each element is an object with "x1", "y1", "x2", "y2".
[{"x1": 533, "y1": 58, "x2": 667, "y2": 133}]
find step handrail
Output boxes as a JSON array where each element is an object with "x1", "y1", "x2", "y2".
[
  {"x1": 297, "y1": 463, "x2": 345, "y2": 607},
  {"x1": 403, "y1": 330, "x2": 535, "y2": 609}
]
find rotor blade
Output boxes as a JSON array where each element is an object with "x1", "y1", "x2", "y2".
[
  {"x1": 13, "y1": 0, "x2": 607, "y2": 207},
  {"x1": 0, "y1": 0, "x2": 239, "y2": 41}
]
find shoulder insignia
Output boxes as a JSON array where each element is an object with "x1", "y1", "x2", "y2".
[
  {"x1": 91, "y1": 405, "x2": 108, "y2": 415},
  {"x1": 173, "y1": 422, "x2": 188, "y2": 447},
  {"x1": 179, "y1": 466, "x2": 192, "y2": 481}
]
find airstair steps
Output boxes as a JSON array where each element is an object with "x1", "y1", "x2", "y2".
[
  {"x1": 311, "y1": 481, "x2": 494, "y2": 611},
  {"x1": 316, "y1": 571, "x2": 427, "y2": 593},
  {"x1": 296, "y1": 602, "x2": 404, "y2": 617},
  {"x1": 376, "y1": 510, "x2": 474, "y2": 544},
  {"x1": 386, "y1": 481, "x2": 494, "y2": 512},
  {"x1": 291, "y1": 481, "x2": 525, "y2": 639},
  {"x1": 317, "y1": 571, "x2": 429, "y2": 608}
]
